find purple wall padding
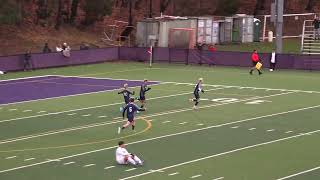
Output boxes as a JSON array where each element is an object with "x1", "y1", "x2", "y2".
[{"x1": 0, "y1": 47, "x2": 320, "y2": 71}]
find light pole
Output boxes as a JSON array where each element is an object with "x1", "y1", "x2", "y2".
[
  {"x1": 149, "y1": 0, "x2": 153, "y2": 18},
  {"x1": 271, "y1": 0, "x2": 284, "y2": 53},
  {"x1": 128, "y1": 0, "x2": 133, "y2": 26}
]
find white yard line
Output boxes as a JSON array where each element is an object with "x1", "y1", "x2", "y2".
[
  {"x1": 212, "y1": 177, "x2": 224, "y2": 180},
  {"x1": 285, "y1": 131, "x2": 293, "y2": 134},
  {"x1": 277, "y1": 165, "x2": 320, "y2": 180},
  {"x1": 1, "y1": 104, "x2": 319, "y2": 174},
  {"x1": 162, "y1": 121, "x2": 171, "y2": 124},
  {"x1": 22, "y1": 110, "x2": 32, "y2": 112},
  {"x1": 267, "y1": 129, "x2": 275, "y2": 132},
  {"x1": 119, "y1": 129, "x2": 320, "y2": 180},
  {"x1": 104, "y1": 166, "x2": 115, "y2": 170},
  {"x1": 168, "y1": 172, "x2": 179, "y2": 176},
  {"x1": 249, "y1": 128, "x2": 256, "y2": 131},
  {"x1": 24, "y1": 158, "x2": 35, "y2": 161},
  {"x1": 125, "y1": 168, "x2": 137, "y2": 172},
  {"x1": 0, "y1": 92, "x2": 298, "y2": 144},
  {"x1": 0, "y1": 120, "x2": 124, "y2": 144},
  {"x1": 5, "y1": 156, "x2": 17, "y2": 160},
  {"x1": 179, "y1": 122, "x2": 188, "y2": 125},
  {"x1": 63, "y1": 162, "x2": 75, "y2": 165},
  {"x1": 0, "y1": 75, "x2": 53, "y2": 83},
  {"x1": 231, "y1": 126, "x2": 239, "y2": 129},
  {"x1": 191, "y1": 174, "x2": 202, "y2": 178},
  {"x1": 0, "y1": 87, "x2": 226, "y2": 124},
  {"x1": 83, "y1": 164, "x2": 95, "y2": 167}
]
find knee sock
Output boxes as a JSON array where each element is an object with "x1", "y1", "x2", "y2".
[
  {"x1": 133, "y1": 155, "x2": 142, "y2": 164},
  {"x1": 127, "y1": 156, "x2": 136, "y2": 165},
  {"x1": 132, "y1": 125, "x2": 135, "y2": 130}
]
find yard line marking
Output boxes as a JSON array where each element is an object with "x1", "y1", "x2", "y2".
[
  {"x1": 82, "y1": 114, "x2": 91, "y2": 117},
  {"x1": 168, "y1": 172, "x2": 179, "y2": 176},
  {"x1": 63, "y1": 162, "x2": 75, "y2": 165},
  {"x1": 2, "y1": 103, "x2": 319, "y2": 174},
  {"x1": 125, "y1": 168, "x2": 137, "y2": 172},
  {"x1": 231, "y1": 126, "x2": 239, "y2": 129},
  {"x1": 191, "y1": 174, "x2": 202, "y2": 178},
  {"x1": 37, "y1": 111, "x2": 46, "y2": 113},
  {"x1": 23, "y1": 110, "x2": 32, "y2": 112},
  {"x1": 212, "y1": 177, "x2": 224, "y2": 180},
  {"x1": 0, "y1": 91, "x2": 300, "y2": 145},
  {"x1": 267, "y1": 129, "x2": 275, "y2": 132},
  {"x1": 197, "y1": 124, "x2": 204, "y2": 126},
  {"x1": 119, "y1": 129, "x2": 320, "y2": 180},
  {"x1": 0, "y1": 91, "x2": 296, "y2": 145},
  {"x1": 83, "y1": 164, "x2": 95, "y2": 167},
  {"x1": 104, "y1": 166, "x2": 115, "y2": 170},
  {"x1": 24, "y1": 158, "x2": 35, "y2": 161},
  {"x1": 0, "y1": 75, "x2": 53, "y2": 83},
  {"x1": 67, "y1": 113, "x2": 77, "y2": 116},
  {"x1": 0, "y1": 87, "x2": 226, "y2": 124},
  {"x1": 0, "y1": 120, "x2": 125, "y2": 144},
  {"x1": 8, "y1": 109, "x2": 17, "y2": 111},
  {"x1": 285, "y1": 131, "x2": 293, "y2": 134},
  {"x1": 179, "y1": 122, "x2": 188, "y2": 125},
  {"x1": 98, "y1": 116, "x2": 107, "y2": 118},
  {"x1": 277, "y1": 165, "x2": 320, "y2": 180},
  {"x1": 249, "y1": 128, "x2": 256, "y2": 131},
  {"x1": 162, "y1": 121, "x2": 171, "y2": 124},
  {"x1": 5, "y1": 156, "x2": 17, "y2": 159}
]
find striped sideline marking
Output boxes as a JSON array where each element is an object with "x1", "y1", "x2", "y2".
[
  {"x1": 277, "y1": 165, "x2": 320, "y2": 180},
  {"x1": 0, "y1": 87, "x2": 226, "y2": 124},
  {"x1": 191, "y1": 174, "x2": 202, "y2": 178},
  {"x1": 168, "y1": 172, "x2": 179, "y2": 176},
  {"x1": 0, "y1": 104, "x2": 319, "y2": 174},
  {"x1": 3, "y1": 91, "x2": 290, "y2": 144},
  {"x1": 212, "y1": 177, "x2": 224, "y2": 180},
  {"x1": 119, "y1": 129, "x2": 320, "y2": 180}
]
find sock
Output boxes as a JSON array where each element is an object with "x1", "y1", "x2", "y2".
[
  {"x1": 132, "y1": 125, "x2": 135, "y2": 130},
  {"x1": 133, "y1": 155, "x2": 142, "y2": 165},
  {"x1": 127, "y1": 156, "x2": 136, "y2": 165},
  {"x1": 195, "y1": 101, "x2": 199, "y2": 106},
  {"x1": 140, "y1": 105, "x2": 144, "y2": 108}
]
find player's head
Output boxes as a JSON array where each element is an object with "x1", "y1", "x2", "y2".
[
  {"x1": 253, "y1": 49, "x2": 257, "y2": 53},
  {"x1": 124, "y1": 83, "x2": 128, "y2": 89},
  {"x1": 129, "y1": 97, "x2": 135, "y2": 103},
  {"x1": 198, "y1": 78, "x2": 203, "y2": 83},
  {"x1": 118, "y1": 141, "x2": 125, "y2": 148}
]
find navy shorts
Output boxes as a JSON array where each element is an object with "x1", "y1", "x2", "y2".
[
  {"x1": 252, "y1": 61, "x2": 258, "y2": 66},
  {"x1": 194, "y1": 92, "x2": 200, "y2": 100},
  {"x1": 139, "y1": 96, "x2": 146, "y2": 101},
  {"x1": 128, "y1": 116, "x2": 135, "y2": 122}
]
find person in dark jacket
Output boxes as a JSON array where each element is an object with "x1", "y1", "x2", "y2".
[
  {"x1": 42, "y1": 43, "x2": 52, "y2": 53},
  {"x1": 312, "y1": 17, "x2": 320, "y2": 40},
  {"x1": 23, "y1": 50, "x2": 33, "y2": 71}
]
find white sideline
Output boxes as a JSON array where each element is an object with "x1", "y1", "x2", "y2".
[
  {"x1": 276, "y1": 165, "x2": 320, "y2": 180},
  {"x1": 0, "y1": 87, "x2": 226, "y2": 124},
  {"x1": 0, "y1": 91, "x2": 292, "y2": 144},
  {"x1": 119, "y1": 129, "x2": 320, "y2": 180},
  {"x1": 0, "y1": 103, "x2": 319, "y2": 174}
]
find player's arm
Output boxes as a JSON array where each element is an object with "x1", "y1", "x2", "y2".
[
  {"x1": 129, "y1": 90, "x2": 135, "y2": 95},
  {"x1": 118, "y1": 90, "x2": 124, "y2": 94},
  {"x1": 122, "y1": 106, "x2": 128, "y2": 119},
  {"x1": 135, "y1": 105, "x2": 145, "y2": 112}
]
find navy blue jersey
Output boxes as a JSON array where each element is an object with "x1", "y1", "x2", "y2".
[
  {"x1": 122, "y1": 103, "x2": 144, "y2": 118},
  {"x1": 194, "y1": 82, "x2": 203, "y2": 94},
  {"x1": 118, "y1": 89, "x2": 134, "y2": 104},
  {"x1": 139, "y1": 83, "x2": 151, "y2": 97}
]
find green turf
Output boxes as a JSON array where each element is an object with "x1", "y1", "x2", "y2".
[
  {"x1": 216, "y1": 39, "x2": 300, "y2": 54},
  {"x1": 0, "y1": 62, "x2": 319, "y2": 180}
]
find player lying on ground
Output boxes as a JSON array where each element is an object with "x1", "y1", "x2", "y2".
[
  {"x1": 189, "y1": 78, "x2": 205, "y2": 109},
  {"x1": 118, "y1": 97, "x2": 145, "y2": 134},
  {"x1": 116, "y1": 141, "x2": 143, "y2": 166},
  {"x1": 138, "y1": 79, "x2": 151, "y2": 108},
  {"x1": 118, "y1": 83, "x2": 135, "y2": 112}
]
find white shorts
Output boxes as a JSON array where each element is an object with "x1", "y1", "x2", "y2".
[{"x1": 116, "y1": 158, "x2": 127, "y2": 165}]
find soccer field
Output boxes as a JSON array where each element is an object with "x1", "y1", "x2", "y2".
[{"x1": 0, "y1": 62, "x2": 320, "y2": 180}]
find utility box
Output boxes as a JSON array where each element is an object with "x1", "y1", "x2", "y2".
[{"x1": 231, "y1": 14, "x2": 254, "y2": 43}]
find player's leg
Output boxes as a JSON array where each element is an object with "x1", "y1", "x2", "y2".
[
  {"x1": 125, "y1": 155, "x2": 136, "y2": 165},
  {"x1": 193, "y1": 93, "x2": 200, "y2": 109},
  {"x1": 119, "y1": 120, "x2": 131, "y2": 134},
  {"x1": 140, "y1": 96, "x2": 145, "y2": 108},
  {"x1": 130, "y1": 120, "x2": 136, "y2": 130},
  {"x1": 131, "y1": 154, "x2": 143, "y2": 165},
  {"x1": 249, "y1": 62, "x2": 256, "y2": 74}
]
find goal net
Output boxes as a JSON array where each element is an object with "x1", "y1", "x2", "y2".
[
  {"x1": 256, "y1": 13, "x2": 316, "y2": 41},
  {"x1": 168, "y1": 28, "x2": 196, "y2": 49}
]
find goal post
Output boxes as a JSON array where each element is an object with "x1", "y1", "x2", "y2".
[
  {"x1": 168, "y1": 28, "x2": 196, "y2": 49},
  {"x1": 257, "y1": 13, "x2": 316, "y2": 41}
]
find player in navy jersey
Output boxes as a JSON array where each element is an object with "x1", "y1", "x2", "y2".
[
  {"x1": 189, "y1": 78, "x2": 204, "y2": 109},
  {"x1": 118, "y1": 98, "x2": 145, "y2": 134},
  {"x1": 118, "y1": 83, "x2": 135, "y2": 111},
  {"x1": 138, "y1": 79, "x2": 151, "y2": 108}
]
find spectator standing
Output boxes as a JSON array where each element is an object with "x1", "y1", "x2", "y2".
[
  {"x1": 249, "y1": 50, "x2": 262, "y2": 75},
  {"x1": 312, "y1": 17, "x2": 320, "y2": 40},
  {"x1": 42, "y1": 42, "x2": 52, "y2": 53},
  {"x1": 269, "y1": 50, "x2": 277, "y2": 71},
  {"x1": 23, "y1": 50, "x2": 33, "y2": 71}
]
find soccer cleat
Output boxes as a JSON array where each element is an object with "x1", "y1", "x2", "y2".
[
  {"x1": 120, "y1": 107, "x2": 123, "y2": 112},
  {"x1": 118, "y1": 127, "x2": 121, "y2": 134},
  {"x1": 249, "y1": 71, "x2": 253, "y2": 75},
  {"x1": 193, "y1": 105, "x2": 198, "y2": 110},
  {"x1": 189, "y1": 98, "x2": 193, "y2": 102}
]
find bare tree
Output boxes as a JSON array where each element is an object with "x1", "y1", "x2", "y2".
[
  {"x1": 55, "y1": 0, "x2": 63, "y2": 30},
  {"x1": 306, "y1": 0, "x2": 315, "y2": 11},
  {"x1": 160, "y1": 0, "x2": 171, "y2": 13},
  {"x1": 70, "y1": 0, "x2": 79, "y2": 24}
]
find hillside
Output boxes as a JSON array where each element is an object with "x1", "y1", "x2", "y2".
[{"x1": 1, "y1": 0, "x2": 320, "y2": 56}]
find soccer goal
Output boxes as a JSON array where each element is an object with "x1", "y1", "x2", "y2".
[
  {"x1": 257, "y1": 13, "x2": 316, "y2": 41},
  {"x1": 168, "y1": 28, "x2": 196, "y2": 49}
]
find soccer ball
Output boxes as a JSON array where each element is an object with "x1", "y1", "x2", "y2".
[{"x1": 269, "y1": 69, "x2": 274, "y2": 72}]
